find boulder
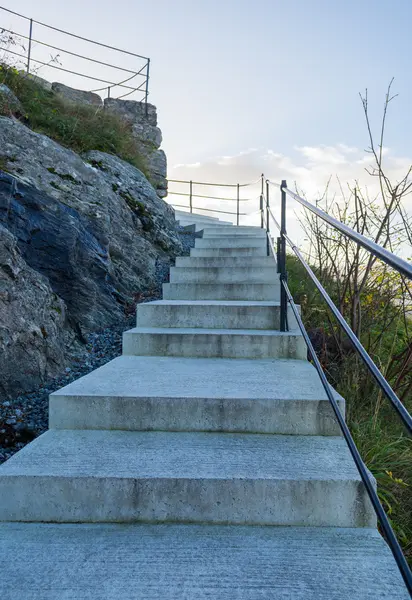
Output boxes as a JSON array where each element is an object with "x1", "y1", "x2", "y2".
[
  {"x1": 51, "y1": 82, "x2": 103, "y2": 107},
  {"x1": 104, "y1": 98, "x2": 157, "y2": 126},
  {"x1": 0, "y1": 85, "x2": 23, "y2": 117},
  {"x1": 0, "y1": 224, "x2": 69, "y2": 399}
]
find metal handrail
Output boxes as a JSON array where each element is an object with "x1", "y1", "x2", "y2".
[
  {"x1": 263, "y1": 181, "x2": 412, "y2": 595},
  {"x1": 268, "y1": 181, "x2": 412, "y2": 281},
  {"x1": 266, "y1": 204, "x2": 412, "y2": 433}
]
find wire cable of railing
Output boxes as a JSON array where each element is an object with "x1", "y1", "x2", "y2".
[
  {"x1": 0, "y1": 5, "x2": 149, "y2": 60},
  {"x1": 0, "y1": 27, "x2": 144, "y2": 75},
  {"x1": 168, "y1": 177, "x2": 261, "y2": 188},
  {"x1": 267, "y1": 180, "x2": 412, "y2": 281},
  {"x1": 0, "y1": 47, "x2": 141, "y2": 90},
  {"x1": 265, "y1": 203, "x2": 412, "y2": 434},
  {"x1": 169, "y1": 192, "x2": 253, "y2": 202}
]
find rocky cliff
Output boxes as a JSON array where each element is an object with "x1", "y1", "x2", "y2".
[{"x1": 0, "y1": 91, "x2": 179, "y2": 399}]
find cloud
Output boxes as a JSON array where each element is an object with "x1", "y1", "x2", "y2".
[{"x1": 168, "y1": 144, "x2": 412, "y2": 244}]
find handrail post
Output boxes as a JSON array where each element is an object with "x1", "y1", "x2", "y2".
[
  {"x1": 266, "y1": 179, "x2": 270, "y2": 256},
  {"x1": 144, "y1": 58, "x2": 150, "y2": 115},
  {"x1": 260, "y1": 173, "x2": 264, "y2": 229},
  {"x1": 189, "y1": 180, "x2": 193, "y2": 213},
  {"x1": 280, "y1": 180, "x2": 288, "y2": 332},
  {"x1": 236, "y1": 183, "x2": 240, "y2": 226},
  {"x1": 27, "y1": 18, "x2": 33, "y2": 74}
]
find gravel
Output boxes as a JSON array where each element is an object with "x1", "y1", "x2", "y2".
[{"x1": 0, "y1": 228, "x2": 197, "y2": 464}]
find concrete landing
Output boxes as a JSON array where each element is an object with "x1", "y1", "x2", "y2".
[
  {"x1": 0, "y1": 523, "x2": 408, "y2": 600},
  {"x1": 49, "y1": 356, "x2": 344, "y2": 434},
  {"x1": 0, "y1": 430, "x2": 375, "y2": 526}
]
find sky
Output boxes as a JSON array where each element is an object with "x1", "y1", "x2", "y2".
[{"x1": 1, "y1": 0, "x2": 412, "y2": 238}]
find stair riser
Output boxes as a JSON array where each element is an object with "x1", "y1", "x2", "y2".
[
  {"x1": 163, "y1": 283, "x2": 280, "y2": 301},
  {"x1": 50, "y1": 396, "x2": 344, "y2": 436},
  {"x1": 169, "y1": 267, "x2": 278, "y2": 284},
  {"x1": 195, "y1": 238, "x2": 266, "y2": 249},
  {"x1": 136, "y1": 303, "x2": 298, "y2": 330},
  {"x1": 123, "y1": 331, "x2": 307, "y2": 359},
  {"x1": 202, "y1": 232, "x2": 267, "y2": 239},
  {"x1": 0, "y1": 478, "x2": 375, "y2": 527},
  {"x1": 190, "y1": 248, "x2": 267, "y2": 257},
  {"x1": 175, "y1": 256, "x2": 276, "y2": 268}
]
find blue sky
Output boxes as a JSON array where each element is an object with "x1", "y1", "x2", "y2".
[{"x1": 1, "y1": 0, "x2": 412, "y2": 230}]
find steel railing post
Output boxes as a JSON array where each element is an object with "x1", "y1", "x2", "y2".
[
  {"x1": 266, "y1": 180, "x2": 270, "y2": 256},
  {"x1": 280, "y1": 180, "x2": 288, "y2": 332},
  {"x1": 144, "y1": 58, "x2": 150, "y2": 115},
  {"x1": 236, "y1": 183, "x2": 240, "y2": 226},
  {"x1": 189, "y1": 180, "x2": 193, "y2": 213},
  {"x1": 260, "y1": 173, "x2": 264, "y2": 229},
  {"x1": 27, "y1": 18, "x2": 33, "y2": 74}
]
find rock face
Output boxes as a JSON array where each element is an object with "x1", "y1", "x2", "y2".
[
  {"x1": 0, "y1": 85, "x2": 23, "y2": 118},
  {"x1": 0, "y1": 117, "x2": 181, "y2": 398},
  {"x1": 104, "y1": 99, "x2": 168, "y2": 197},
  {"x1": 51, "y1": 83, "x2": 103, "y2": 107},
  {"x1": 0, "y1": 225, "x2": 69, "y2": 399}
]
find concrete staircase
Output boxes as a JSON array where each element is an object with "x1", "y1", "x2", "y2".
[{"x1": 0, "y1": 210, "x2": 408, "y2": 598}]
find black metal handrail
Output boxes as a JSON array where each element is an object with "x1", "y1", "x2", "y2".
[
  {"x1": 0, "y1": 5, "x2": 150, "y2": 106},
  {"x1": 263, "y1": 180, "x2": 412, "y2": 595}
]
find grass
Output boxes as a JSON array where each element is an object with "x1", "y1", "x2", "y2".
[
  {"x1": 287, "y1": 253, "x2": 412, "y2": 564},
  {"x1": 0, "y1": 64, "x2": 148, "y2": 177}
]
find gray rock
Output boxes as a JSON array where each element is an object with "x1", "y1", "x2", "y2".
[
  {"x1": 51, "y1": 82, "x2": 103, "y2": 107},
  {"x1": 132, "y1": 121, "x2": 162, "y2": 148},
  {"x1": 0, "y1": 85, "x2": 23, "y2": 117},
  {"x1": 0, "y1": 117, "x2": 181, "y2": 341},
  {"x1": 104, "y1": 98, "x2": 157, "y2": 126},
  {"x1": 19, "y1": 73, "x2": 52, "y2": 92},
  {"x1": 0, "y1": 224, "x2": 69, "y2": 399}
]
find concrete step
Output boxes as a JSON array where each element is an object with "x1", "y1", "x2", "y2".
[
  {"x1": 163, "y1": 282, "x2": 279, "y2": 300},
  {"x1": 136, "y1": 300, "x2": 298, "y2": 330},
  {"x1": 195, "y1": 237, "x2": 266, "y2": 249},
  {"x1": 122, "y1": 327, "x2": 307, "y2": 359},
  {"x1": 49, "y1": 355, "x2": 344, "y2": 435},
  {"x1": 202, "y1": 226, "x2": 266, "y2": 236},
  {"x1": 0, "y1": 524, "x2": 408, "y2": 600},
  {"x1": 0, "y1": 430, "x2": 375, "y2": 527},
  {"x1": 169, "y1": 266, "x2": 278, "y2": 284},
  {"x1": 203, "y1": 229, "x2": 266, "y2": 238},
  {"x1": 190, "y1": 247, "x2": 267, "y2": 257},
  {"x1": 175, "y1": 256, "x2": 276, "y2": 268}
]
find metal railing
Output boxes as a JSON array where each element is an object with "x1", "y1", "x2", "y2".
[
  {"x1": 263, "y1": 180, "x2": 412, "y2": 596},
  {"x1": 0, "y1": 5, "x2": 150, "y2": 106},
  {"x1": 168, "y1": 172, "x2": 412, "y2": 594},
  {"x1": 168, "y1": 178, "x2": 262, "y2": 225}
]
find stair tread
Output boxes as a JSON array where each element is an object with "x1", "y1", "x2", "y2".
[
  {"x1": 0, "y1": 523, "x2": 408, "y2": 600},
  {"x1": 0, "y1": 430, "x2": 361, "y2": 481},
  {"x1": 50, "y1": 355, "x2": 341, "y2": 401}
]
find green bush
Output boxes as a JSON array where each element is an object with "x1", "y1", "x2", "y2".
[{"x1": 288, "y1": 253, "x2": 412, "y2": 564}]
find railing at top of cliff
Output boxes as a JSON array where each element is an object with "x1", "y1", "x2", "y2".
[
  {"x1": 167, "y1": 177, "x2": 263, "y2": 225},
  {"x1": 0, "y1": 5, "x2": 150, "y2": 107}
]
